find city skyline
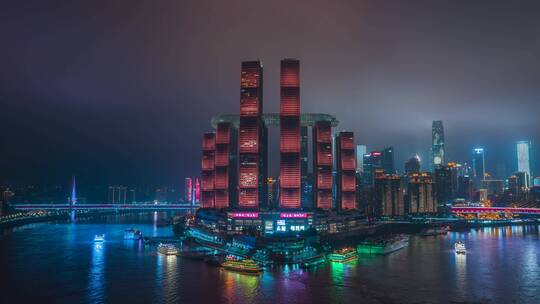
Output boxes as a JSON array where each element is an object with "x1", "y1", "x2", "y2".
[{"x1": 1, "y1": 1, "x2": 539, "y2": 186}]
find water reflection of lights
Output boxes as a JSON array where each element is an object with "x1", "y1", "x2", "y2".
[
  {"x1": 153, "y1": 211, "x2": 158, "y2": 236},
  {"x1": 455, "y1": 253, "x2": 467, "y2": 295},
  {"x1": 221, "y1": 268, "x2": 260, "y2": 302},
  {"x1": 156, "y1": 254, "x2": 179, "y2": 303},
  {"x1": 88, "y1": 242, "x2": 105, "y2": 303}
]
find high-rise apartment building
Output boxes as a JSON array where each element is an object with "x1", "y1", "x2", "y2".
[
  {"x1": 517, "y1": 141, "x2": 532, "y2": 186},
  {"x1": 406, "y1": 173, "x2": 436, "y2": 214},
  {"x1": 201, "y1": 132, "x2": 216, "y2": 208},
  {"x1": 336, "y1": 131, "x2": 356, "y2": 210},
  {"x1": 313, "y1": 121, "x2": 333, "y2": 210},
  {"x1": 279, "y1": 59, "x2": 301, "y2": 209},
  {"x1": 238, "y1": 61, "x2": 267, "y2": 209},
  {"x1": 431, "y1": 120, "x2": 445, "y2": 170},
  {"x1": 375, "y1": 174, "x2": 404, "y2": 216}
]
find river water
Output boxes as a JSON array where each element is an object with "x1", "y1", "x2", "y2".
[{"x1": 0, "y1": 212, "x2": 539, "y2": 304}]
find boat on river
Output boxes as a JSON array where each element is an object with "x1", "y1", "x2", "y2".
[
  {"x1": 157, "y1": 243, "x2": 179, "y2": 255},
  {"x1": 222, "y1": 256, "x2": 262, "y2": 274},
  {"x1": 327, "y1": 248, "x2": 358, "y2": 263},
  {"x1": 455, "y1": 242, "x2": 466, "y2": 254},
  {"x1": 420, "y1": 225, "x2": 450, "y2": 236},
  {"x1": 357, "y1": 234, "x2": 409, "y2": 255},
  {"x1": 94, "y1": 234, "x2": 105, "y2": 242},
  {"x1": 301, "y1": 254, "x2": 326, "y2": 268}
]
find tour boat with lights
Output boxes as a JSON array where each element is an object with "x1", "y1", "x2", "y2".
[
  {"x1": 455, "y1": 241, "x2": 466, "y2": 254},
  {"x1": 93, "y1": 234, "x2": 105, "y2": 242},
  {"x1": 222, "y1": 256, "x2": 262, "y2": 274},
  {"x1": 124, "y1": 228, "x2": 142, "y2": 240},
  {"x1": 357, "y1": 234, "x2": 409, "y2": 255},
  {"x1": 157, "y1": 243, "x2": 179, "y2": 256},
  {"x1": 327, "y1": 247, "x2": 358, "y2": 263}
]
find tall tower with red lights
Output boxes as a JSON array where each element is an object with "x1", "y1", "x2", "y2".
[
  {"x1": 214, "y1": 122, "x2": 237, "y2": 208},
  {"x1": 279, "y1": 59, "x2": 301, "y2": 209},
  {"x1": 336, "y1": 131, "x2": 356, "y2": 210},
  {"x1": 238, "y1": 61, "x2": 267, "y2": 209},
  {"x1": 313, "y1": 121, "x2": 333, "y2": 210},
  {"x1": 201, "y1": 133, "x2": 215, "y2": 208}
]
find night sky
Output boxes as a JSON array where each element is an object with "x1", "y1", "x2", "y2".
[{"x1": 1, "y1": 0, "x2": 539, "y2": 187}]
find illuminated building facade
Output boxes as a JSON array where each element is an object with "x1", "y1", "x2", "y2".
[
  {"x1": 184, "y1": 177, "x2": 193, "y2": 203},
  {"x1": 199, "y1": 60, "x2": 346, "y2": 215},
  {"x1": 406, "y1": 173, "x2": 436, "y2": 214},
  {"x1": 201, "y1": 132, "x2": 215, "y2": 208},
  {"x1": 405, "y1": 156, "x2": 421, "y2": 175},
  {"x1": 313, "y1": 121, "x2": 333, "y2": 210},
  {"x1": 517, "y1": 141, "x2": 532, "y2": 187},
  {"x1": 375, "y1": 174, "x2": 404, "y2": 216},
  {"x1": 431, "y1": 120, "x2": 445, "y2": 170},
  {"x1": 336, "y1": 131, "x2": 356, "y2": 210},
  {"x1": 238, "y1": 61, "x2": 267, "y2": 209},
  {"x1": 472, "y1": 148, "x2": 485, "y2": 189},
  {"x1": 363, "y1": 151, "x2": 382, "y2": 186},
  {"x1": 195, "y1": 177, "x2": 201, "y2": 203},
  {"x1": 279, "y1": 59, "x2": 301, "y2": 209},
  {"x1": 214, "y1": 122, "x2": 238, "y2": 208}
]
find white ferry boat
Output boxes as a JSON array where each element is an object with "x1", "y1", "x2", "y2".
[
  {"x1": 157, "y1": 243, "x2": 179, "y2": 256},
  {"x1": 94, "y1": 234, "x2": 105, "y2": 242},
  {"x1": 455, "y1": 241, "x2": 466, "y2": 254}
]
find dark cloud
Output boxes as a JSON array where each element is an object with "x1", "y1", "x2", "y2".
[{"x1": 1, "y1": 0, "x2": 539, "y2": 186}]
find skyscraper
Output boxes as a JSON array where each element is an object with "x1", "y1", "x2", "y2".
[
  {"x1": 355, "y1": 144, "x2": 367, "y2": 173},
  {"x1": 517, "y1": 140, "x2": 532, "y2": 185},
  {"x1": 336, "y1": 131, "x2": 356, "y2": 210},
  {"x1": 201, "y1": 133, "x2": 215, "y2": 208},
  {"x1": 214, "y1": 122, "x2": 238, "y2": 208},
  {"x1": 431, "y1": 121, "x2": 445, "y2": 170},
  {"x1": 472, "y1": 148, "x2": 485, "y2": 189},
  {"x1": 313, "y1": 121, "x2": 333, "y2": 210},
  {"x1": 405, "y1": 155, "x2": 421, "y2": 175},
  {"x1": 375, "y1": 174, "x2": 404, "y2": 216},
  {"x1": 279, "y1": 59, "x2": 301, "y2": 209},
  {"x1": 363, "y1": 151, "x2": 383, "y2": 186},
  {"x1": 238, "y1": 60, "x2": 267, "y2": 209},
  {"x1": 382, "y1": 147, "x2": 395, "y2": 174},
  {"x1": 406, "y1": 173, "x2": 436, "y2": 214}
]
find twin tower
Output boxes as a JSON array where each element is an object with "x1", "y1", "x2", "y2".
[{"x1": 201, "y1": 60, "x2": 357, "y2": 211}]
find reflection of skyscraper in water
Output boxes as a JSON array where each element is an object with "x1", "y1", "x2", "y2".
[{"x1": 431, "y1": 120, "x2": 445, "y2": 171}]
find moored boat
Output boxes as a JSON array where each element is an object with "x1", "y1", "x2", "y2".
[
  {"x1": 301, "y1": 254, "x2": 326, "y2": 268},
  {"x1": 420, "y1": 225, "x2": 450, "y2": 236},
  {"x1": 357, "y1": 234, "x2": 409, "y2": 255},
  {"x1": 157, "y1": 243, "x2": 179, "y2": 255},
  {"x1": 327, "y1": 248, "x2": 358, "y2": 263},
  {"x1": 222, "y1": 256, "x2": 262, "y2": 274}
]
